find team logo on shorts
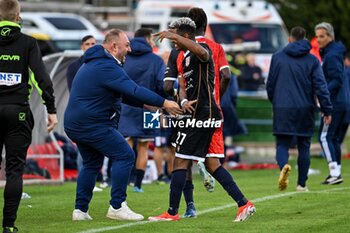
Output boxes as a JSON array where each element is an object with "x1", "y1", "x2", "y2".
[{"x1": 143, "y1": 110, "x2": 161, "y2": 129}]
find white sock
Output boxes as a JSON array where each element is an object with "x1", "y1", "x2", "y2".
[
  {"x1": 338, "y1": 164, "x2": 341, "y2": 176},
  {"x1": 329, "y1": 162, "x2": 340, "y2": 177}
]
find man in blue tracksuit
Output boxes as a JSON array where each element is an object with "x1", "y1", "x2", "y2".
[
  {"x1": 64, "y1": 29, "x2": 182, "y2": 221},
  {"x1": 118, "y1": 28, "x2": 166, "y2": 193},
  {"x1": 315, "y1": 22, "x2": 349, "y2": 185},
  {"x1": 339, "y1": 53, "x2": 350, "y2": 144},
  {"x1": 266, "y1": 27, "x2": 332, "y2": 191}
]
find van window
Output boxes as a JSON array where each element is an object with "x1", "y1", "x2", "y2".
[
  {"x1": 43, "y1": 17, "x2": 88, "y2": 30},
  {"x1": 21, "y1": 19, "x2": 39, "y2": 29},
  {"x1": 210, "y1": 23, "x2": 288, "y2": 54},
  {"x1": 170, "y1": 9, "x2": 188, "y2": 18},
  {"x1": 52, "y1": 40, "x2": 81, "y2": 50}
]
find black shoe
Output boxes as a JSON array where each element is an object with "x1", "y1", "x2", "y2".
[
  {"x1": 3, "y1": 227, "x2": 18, "y2": 233},
  {"x1": 157, "y1": 174, "x2": 170, "y2": 184},
  {"x1": 321, "y1": 175, "x2": 343, "y2": 185},
  {"x1": 321, "y1": 175, "x2": 332, "y2": 184}
]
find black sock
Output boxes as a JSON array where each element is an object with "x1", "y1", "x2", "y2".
[
  {"x1": 212, "y1": 166, "x2": 248, "y2": 207},
  {"x1": 168, "y1": 169, "x2": 187, "y2": 215},
  {"x1": 183, "y1": 180, "x2": 194, "y2": 206},
  {"x1": 134, "y1": 169, "x2": 145, "y2": 189}
]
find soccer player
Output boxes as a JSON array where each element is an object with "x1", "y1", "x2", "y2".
[
  {"x1": 149, "y1": 18, "x2": 255, "y2": 222},
  {"x1": 178, "y1": 7, "x2": 233, "y2": 218}
]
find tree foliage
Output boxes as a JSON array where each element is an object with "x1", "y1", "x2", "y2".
[{"x1": 268, "y1": 0, "x2": 350, "y2": 49}]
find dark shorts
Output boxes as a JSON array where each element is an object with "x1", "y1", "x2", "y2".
[
  {"x1": 154, "y1": 128, "x2": 173, "y2": 147},
  {"x1": 174, "y1": 127, "x2": 216, "y2": 162}
]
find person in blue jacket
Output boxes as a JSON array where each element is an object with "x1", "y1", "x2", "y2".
[
  {"x1": 66, "y1": 35, "x2": 96, "y2": 92},
  {"x1": 315, "y1": 22, "x2": 349, "y2": 185},
  {"x1": 118, "y1": 28, "x2": 166, "y2": 193},
  {"x1": 338, "y1": 53, "x2": 350, "y2": 145},
  {"x1": 266, "y1": 26, "x2": 332, "y2": 192},
  {"x1": 64, "y1": 29, "x2": 182, "y2": 221}
]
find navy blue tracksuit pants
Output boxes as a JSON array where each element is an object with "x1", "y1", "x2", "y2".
[
  {"x1": 319, "y1": 110, "x2": 346, "y2": 165},
  {"x1": 276, "y1": 135, "x2": 310, "y2": 187},
  {"x1": 66, "y1": 126, "x2": 135, "y2": 212}
]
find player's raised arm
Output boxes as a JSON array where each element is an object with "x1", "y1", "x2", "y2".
[{"x1": 154, "y1": 18, "x2": 209, "y2": 62}]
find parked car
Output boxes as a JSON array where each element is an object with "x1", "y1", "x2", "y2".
[
  {"x1": 20, "y1": 12, "x2": 104, "y2": 51},
  {"x1": 29, "y1": 32, "x2": 60, "y2": 56}
]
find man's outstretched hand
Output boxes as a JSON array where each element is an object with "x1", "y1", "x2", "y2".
[{"x1": 163, "y1": 100, "x2": 183, "y2": 116}]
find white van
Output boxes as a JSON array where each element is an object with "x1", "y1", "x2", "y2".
[
  {"x1": 20, "y1": 12, "x2": 104, "y2": 51},
  {"x1": 135, "y1": 0, "x2": 288, "y2": 76}
]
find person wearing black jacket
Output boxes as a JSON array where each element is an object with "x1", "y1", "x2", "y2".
[
  {"x1": 0, "y1": 1, "x2": 57, "y2": 232},
  {"x1": 266, "y1": 27, "x2": 332, "y2": 192}
]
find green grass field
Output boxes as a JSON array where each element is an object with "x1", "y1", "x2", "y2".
[{"x1": 2, "y1": 157, "x2": 350, "y2": 233}]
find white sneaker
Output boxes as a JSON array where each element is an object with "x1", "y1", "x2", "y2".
[
  {"x1": 72, "y1": 209, "x2": 93, "y2": 220},
  {"x1": 100, "y1": 182, "x2": 110, "y2": 188},
  {"x1": 106, "y1": 202, "x2": 144, "y2": 221},
  {"x1": 93, "y1": 186, "x2": 103, "y2": 192},
  {"x1": 296, "y1": 185, "x2": 309, "y2": 192}
]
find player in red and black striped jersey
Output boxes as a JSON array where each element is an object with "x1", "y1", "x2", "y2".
[
  {"x1": 164, "y1": 43, "x2": 219, "y2": 217},
  {"x1": 149, "y1": 17, "x2": 255, "y2": 223},
  {"x1": 180, "y1": 7, "x2": 233, "y2": 218},
  {"x1": 179, "y1": 42, "x2": 222, "y2": 121}
]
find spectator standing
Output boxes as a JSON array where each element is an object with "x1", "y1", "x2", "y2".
[{"x1": 238, "y1": 53, "x2": 264, "y2": 91}]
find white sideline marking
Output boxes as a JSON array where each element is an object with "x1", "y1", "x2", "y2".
[{"x1": 77, "y1": 186, "x2": 350, "y2": 233}]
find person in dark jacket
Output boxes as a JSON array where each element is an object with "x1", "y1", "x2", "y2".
[
  {"x1": 66, "y1": 35, "x2": 96, "y2": 92},
  {"x1": 118, "y1": 28, "x2": 166, "y2": 193},
  {"x1": 266, "y1": 26, "x2": 332, "y2": 192},
  {"x1": 65, "y1": 35, "x2": 104, "y2": 192},
  {"x1": 338, "y1": 53, "x2": 350, "y2": 144},
  {"x1": 64, "y1": 28, "x2": 182, "y2": 221},
  {"x1": 315, "y1": 22, "x2": 349, "y2": 185},
  {"x1": 238, "y1": 53, "x2": 264, "y2": 91},
  {"x1": 0, "y1": 1, "x2": 58, "y2": 232}
]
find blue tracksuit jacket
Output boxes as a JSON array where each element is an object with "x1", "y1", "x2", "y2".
[
  {"x1": 320, "y1": 41, "x2": 349, "y2": 110},
  {"x1": 64, "y1": 45, "x2": 165, "y2": 133},
  {"x1": 266, "y1": 39, "x2": 332, "y2": 136},
  {"x1": 118, "y1": 37, "x2": 166, "y2": 137},
  {"x1": 345, "y1": 66, "x2": 350, "y2": 123}
]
